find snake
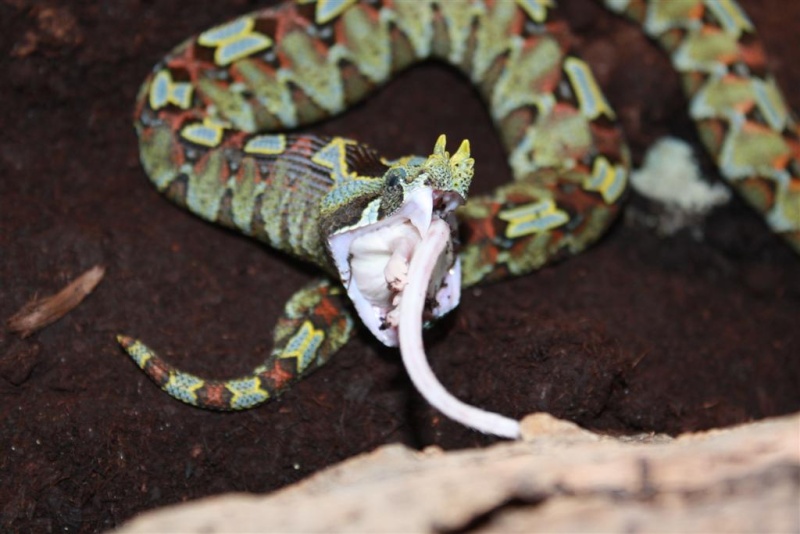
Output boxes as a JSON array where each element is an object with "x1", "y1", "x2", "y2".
[{"x1": 119, "y1": 0, "x2": 799, "y2": 438}]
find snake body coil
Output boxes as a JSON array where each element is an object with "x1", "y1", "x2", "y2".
[{"x1": 120, "y1": 0, "x2": 799, "y2": 427}]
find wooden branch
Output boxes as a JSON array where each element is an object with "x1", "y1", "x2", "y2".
[
  {"x1": 116, "y1": 412, "x2": 800, "y2": 533},
  {"x1": 7, "y1": 265, "x2": 105, "y2": 338}
]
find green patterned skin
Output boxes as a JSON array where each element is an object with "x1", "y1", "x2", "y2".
[
  {"x1": 119, "y1": 279, "x2": 353, "y2": 409},
  {"x1": 608, "y1": 0, "x2": 799, "y2": 249},
  {"x1": 121, "y1": 0, "x2": 799, "y2": 411}
]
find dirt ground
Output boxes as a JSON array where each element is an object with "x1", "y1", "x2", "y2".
[{"x1": 1, "y1": 0, "x2": 798, "y2": 531}]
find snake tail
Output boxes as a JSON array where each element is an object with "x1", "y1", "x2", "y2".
[{"x1": 118, "y1": 279, "x2": 353, "y2": 410}]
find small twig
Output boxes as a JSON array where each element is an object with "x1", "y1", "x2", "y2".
[{"x1": 7, "y1": 265, "x2": 105, "y2": 338}]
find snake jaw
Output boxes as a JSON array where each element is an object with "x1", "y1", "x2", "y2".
[{"x1": 327, "y1": 186, "x2": 462, "y2": 347}]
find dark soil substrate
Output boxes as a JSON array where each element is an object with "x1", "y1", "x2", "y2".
[{"x1": 2, "y1": 0, "x2": 798, "y2": 531}]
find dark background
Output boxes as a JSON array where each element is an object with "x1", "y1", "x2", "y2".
[{"x1": 1, "y1": 0, "x2": 798, "y2": 531}]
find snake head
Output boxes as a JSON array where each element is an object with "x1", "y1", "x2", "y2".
[
  {"x1": 325, "y1": 135, "x2": 474, "y2": 346},
  {"x1": 378, "y1": 134, "x2": 474, "y2": 216}
]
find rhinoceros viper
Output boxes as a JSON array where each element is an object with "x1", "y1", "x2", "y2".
[{"x1": 119, "y1": 0, "x2": 799, "y2": 438}]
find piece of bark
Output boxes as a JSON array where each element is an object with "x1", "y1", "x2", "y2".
[
  {"x1": 7, "y1": 265, "x2": 105, "y2": 338},
  {"x1": 114, "y1": 412, "x2": 800, "y2": 534}
]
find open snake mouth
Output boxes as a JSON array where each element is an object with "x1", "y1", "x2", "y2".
[
  {"x1": 326, "y1": 138, "x2": 519, "y2": 438},
  {"x1": 328, "y1": 185, "x2": 520, "y2": 438},
  {"x1": 327, "y1": 187, "x2": 463, "y2": 347}
]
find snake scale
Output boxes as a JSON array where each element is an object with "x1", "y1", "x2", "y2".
[{"x1": 120, "y1": 0, "x2": 799, "y2": 437}]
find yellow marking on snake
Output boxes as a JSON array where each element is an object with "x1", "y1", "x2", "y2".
[
  {"x1": 125, "y1": 339, "x2": 153, "y2": 368},
  {"x1": 181, "y1": 118, "x2": 230, "y2": 147},
  {"x1": 584, "y1": 156, "x2": 628, "y2": 204},
  {"x1": 198, "y1": 17, "x2": 273, "y2": 66},
  {"x1": 515, "y1": 0, "x2": 555, "y2": 23},
  {"x1": 499, "y1": 199, "x2": 570, "y2": 238},
  {"x1": 149, "y1": 70, "x2": 193, "y2": 110},
  {"x1": 165, "y1": 372, "x2": 204, "y2": 404},
  {"x1": 705, "y1": 0, "x2": 754, "y2": 37},
  {"x1": 312, "y1": 138, "x2": 357, "y2": 181},
  {"x1": 564, "y1": 57, "x2": 615, "y2": 120},
  {"x1": 753, "y1": 79, "x2": 789, "y2": 132},
  {"x1": 244, "y1": 135, "x2": 287, "y2": 156},
  {"x1": 308, "y1": 0, "x2": 358, "y2": 25},
  {"x1": 278, "y1": 320, "x2": 325, "y2": 373},
  {"x1": 226, "y1": 377, "x2": 270, "y2": 409}
]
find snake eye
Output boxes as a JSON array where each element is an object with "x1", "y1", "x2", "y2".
[{"x1": 385, "y1": 168, "x2": 406, "y2": 189}]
